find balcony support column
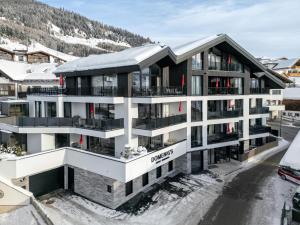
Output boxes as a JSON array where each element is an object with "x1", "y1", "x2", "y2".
[
  {"x1": 57, "y1": 96, "x2": 64, "y2": 118},
  {"x1": 203, "y1": 150, "x2": 208, "y2": 170},
  {"x1": 203, "y1": 50, "x2": 209, "y2": 96},
  {"x1": 243, "y1": 98, "x2": 249, "y2": 140}
]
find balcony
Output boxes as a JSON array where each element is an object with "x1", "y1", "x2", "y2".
[
  {"x1": 208, "y1": 109, "x2": 242, "y2": 120},
  {"x1": 250, "y1": 88, "x2": 269, "y2": 94},
  {"x1": 208, "y1": 87, "x2": 239, "y2": 95},
  {"x1": 133, "y1": 114, "x2": 186, "y2": 130},
  {"x1": 249, "y1": 125, "x2": 271, "y2": 135},
  {"x1": 0, "y1": 117, "x2": 124, "y2": 131},
  {"x1": 249, "y1": 107, "x2": 269, "y2": 115},
  {"x1": 208, "y1": 63, "x2": 243, "y2": 72},
  {"x1": 207, "y1": 132, "x2": 239, "y2": 145},
  {"x1": 132, "y1": 86, "x2": 185, "y2": 97},
  {"x1": 27, "y1": 86, "x2": 123, "y2": 97}
]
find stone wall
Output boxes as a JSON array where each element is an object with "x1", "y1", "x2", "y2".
[{"x1": 72, "y1": 157, "x2": 184, "y2": 209}]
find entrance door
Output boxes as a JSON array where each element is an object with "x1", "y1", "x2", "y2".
[
  {"x1": 68, "y1": 167, "x2": 74, "y2": 192},
  {"x1": 191, "y1": 151, "x2": 203, "y2": 174}
]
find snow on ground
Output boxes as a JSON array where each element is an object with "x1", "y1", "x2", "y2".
[
  {"x1": 247, "y1": 172, "x2": 298, "y2": 225},
  {"x1": 0, "y1": 205, "x2": 46, "y2": 225},
  {"x1": 39, "y1": 174, "x2": 223, "y2": 225}
]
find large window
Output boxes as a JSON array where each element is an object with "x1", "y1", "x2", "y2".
[
  {"x1": 94, "y1": 104, "x2": 114, "y2": 119},
  {"x1": 46, "y1": 102, "x2": 56, "y2": 117},
  {"x1": 64, "y1": 102, "x2": 72, "y2": 118},
  {"x1": 87, "y1": 136, "x2": 115, "y2": 156},
  {"x1": 35, "y1": 101, "x2": 42, "y2": 117},
  {"x1": 192, "y1": 53, "x2": 203, "y2": 70},
  {"x1": 55, "y1": 134, "x2": 70, "y2": 148},
  {"x1": 142, "y1": 173, "x2": 149, "y2": 186},
  {"x1": 191, "y1": 101, "x2": 202, "y2": 121},
  {"x1": 191, "y1": 126, "x2": 202, "y2": 147},
  {"x1": 138, "y1": 104, "x2": 162, "y2": 119},
  {"x1": 191, "y1": 76, "x2": 202, "y2": 96}
]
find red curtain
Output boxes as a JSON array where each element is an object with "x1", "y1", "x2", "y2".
[
  {"x1": 59, "y1": 74, "x2": 64, "y2": 87},
  {"x1": 79, "y1": 134, "x2": 83, "y2": 145}
]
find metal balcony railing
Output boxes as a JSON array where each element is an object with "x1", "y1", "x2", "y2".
[
  {"x1": 208, "y1": 87, "x2": 240, "y2": 95},
  {"x1": 0, "y1": 117, "x2": 124, "y2": 131},
  {"x1": 207, "y1": 109, "x2": 242, "y2": 119},
  {"x1": 249, "y1": 107, "x2": 269, "y2": 114},
  {"x1": 133, "y1": 114, "x2": 186, "y2": 130},
  {"x1": 249, "y1": 125, "x2": 271, "y2": 135},
  {"x1": 207, "y1": 132, "x2": 239, "y2": 145},
  {"x1": 132, "y1": 86, "x2": 185, "y2": 97}
]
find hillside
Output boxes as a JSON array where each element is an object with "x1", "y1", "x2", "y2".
[{"x1": 0, "y1": 0, "x2": 152, "y2": 56}]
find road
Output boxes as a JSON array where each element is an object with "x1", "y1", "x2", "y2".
[{"x1": 199, "y1": 125, "x2": 299, "y2": 225}]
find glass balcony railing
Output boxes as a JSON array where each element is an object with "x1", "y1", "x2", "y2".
[
  {"x1": 208, "y1": 109, "x2": 242, "y2": 119},
  {"x1": 249, "y1": 107, "x2": 269, "y2": 114},
  {"x1": 250, "y1": 88, "x2": 269, "y2": 94},
  {"x1": 207, "y1": 132, "x2": 239, "y2": 145},
  {"x1": 191, "y1": 139, "x2": 203, "y2": 148},
  {"x1": 132, "y1": 86, "x2": 185, "y2": 97},
  {"x1": 208, "y1": 87, "x2": 240, "y2": 95},
  {"x1": 0, "y1": 117, "x2": 124, "y2": 131},
  {"x1": 133, "y1": 114, "x2": 186, "y2": 130},
  {"x1": 27, "y1": 87, "x2": 123, "y2": 97},
  {"x1": 249, "y1": 125, "x2": 271, "y2": 135},
  {"x1": 208, "y1": 63, "x2": 243, "y2": 72}
]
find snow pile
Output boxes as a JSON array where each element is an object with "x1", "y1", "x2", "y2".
[{"x1": 280, "y1": 130, "x2": 300, "y2": 170}]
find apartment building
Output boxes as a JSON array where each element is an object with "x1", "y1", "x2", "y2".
[{"x1": 0, "y1": 34, "x2": 285, "y2": 209}]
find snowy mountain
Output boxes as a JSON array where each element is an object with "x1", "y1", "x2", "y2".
[{"x1": 0, "y1": 0, "x2": 152, "y2": 56}]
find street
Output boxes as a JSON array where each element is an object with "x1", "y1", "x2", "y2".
[{"x1": 199, "y1": 125, "x2": 299, "y2": 225}]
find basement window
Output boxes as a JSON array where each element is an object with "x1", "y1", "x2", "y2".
[
  {"x1": 107, "y1": 185, "x2": 112, "y2": 193},
  {"x1": 125, "y1": 181, "x2": 133, "y2": 196}
]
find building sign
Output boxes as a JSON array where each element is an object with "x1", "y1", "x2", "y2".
[
  {"x1": 151, "y1": 149, "x2": 174, "y2": 164},
  {"x1": 0, "y1": 190, "x2": 4, "y2": 199}
]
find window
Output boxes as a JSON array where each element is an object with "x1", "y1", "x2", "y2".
[
  {"x1": 156, "y1": 166, "x2": 162, "y2": 178},
  {"x1": 107, "y1": 185, "x2": 112, "y2": 193},
  {"x1": 191, "y1": 76, "x2": 202, "y2": 96},
  {"x1": 192, "y1": 53, "x2": 203, "y2": 70},
  {"x1": 142, "y1": 173, "x2": 149, "y2": 186},
  {"x1": 125, "y1": 181, "x2": 133, "y2": 196},
  {"x1": 168, "y1": 161, "x2": 174, "y2": 172},
  {"x1": 191, "y1": 101, "x2": 202, "y2": 121}
]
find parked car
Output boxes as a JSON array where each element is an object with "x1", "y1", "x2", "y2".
[
  {"x1": 278, "y1": 166, "x2": 300, "y2": 184},
  {"x1": 293, "y1": 187, "x2": 300, "y2": 210}
]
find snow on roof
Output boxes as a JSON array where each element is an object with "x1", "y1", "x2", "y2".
[
  {"x1": 0, "y1": 60, "x2": 58, "y2": 81},
  {"x1": 273, "y1": 58, "x2": 300, "y2": 70},
  {"x1": 56, "y1": 43, "x2": 167, "y2": 73},
  {"x1": 0, "y1": 38, "x2": 78, "y2": 62},
  {"x1": 172, "y1": 34, "x2": 221, "y2": 56},
  {"x1": 283, "y1": 87, "x2": 300, "y2": 100},
  {"x1": 27, "y1": 42, "x2": 78, "y2": 62},
  {"x1": 280, "y1": 130, "x2": 300, "y2": 170}
]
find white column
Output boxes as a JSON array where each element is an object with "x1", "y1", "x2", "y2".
[
  {"x1": 203, "y1": 150, "x2": 208, "y2": 170},
  {"x1": 57, "y1": 96, "x2": 64, "y2": 117},
  {"x1": 243, "y1": 98, "x2": 249, "y2": 140},
  {"x1": 14, "y1": 83, "x2": 18, "y2": 99},
  {"x1": 186, "y1": 99, "x2": 191, "y2": 152},
  {"x1": 41, "y1": 101, "x2": 45, "y2": 117},
  {"x1": 29, "y1": 101, "x2": 35, "y2": 117},
  {"x1": 64, "y1": 166, "x2": 68, "y2": 190},
  {"x1": 202, "y1": 99, "x2": 208, "y2": 147}
]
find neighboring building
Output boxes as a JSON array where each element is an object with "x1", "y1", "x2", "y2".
[
  {"x1": 0, "y1": 42, "x2": 78, "y2": 99},
  {"x1": 0, "y1": 34, "x2": 285, "y2": 209},
  {"x1": 259, "y1": 57, "x2": 300, "y2": 86},
  {"x1": 282, "y1": 88, "x2": 300, "y2": 121},
  {"x1": 0, "y1": 41, "x2": 78, "y2": 63}
]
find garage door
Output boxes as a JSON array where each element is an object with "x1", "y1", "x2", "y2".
[{"x1": 29, "y1": 167, "x2": 64, "y2": 197}]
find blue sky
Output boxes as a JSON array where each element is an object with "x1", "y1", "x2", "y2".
[{"x1": 40, "y1": 0, "x2": 300, "y2": 58}]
